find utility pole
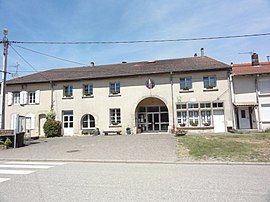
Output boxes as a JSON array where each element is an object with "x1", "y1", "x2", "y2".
[{"x1": 1, "y1": 28, "x2": 9, "y2": 129}]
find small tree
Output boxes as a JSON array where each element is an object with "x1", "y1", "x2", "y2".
[{"x1": 43, "y1": 110, "x2": 62, "y2": 138}]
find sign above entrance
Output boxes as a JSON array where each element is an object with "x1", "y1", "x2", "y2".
[{"x1": 146, "y1": 79, "x2": 155, "y2": 89}]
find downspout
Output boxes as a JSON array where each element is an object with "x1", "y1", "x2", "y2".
[
  {"x1": 170, "y1": 72, "x2": 175, "y2": 132},
  {"x1": 255, "y1": 75, "x2": 262, "y2": 130},
  {"x1": 229, "y1": 73, "x2": 236, "y2": 129},
  {"x1": 50, "y1": 81, "x2": 54, "y2": 110}
]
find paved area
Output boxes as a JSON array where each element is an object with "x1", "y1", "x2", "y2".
[
  {"x1": 0, "y1": 161, "x2": 269, "y2": 201},
  {"x1": 0, "y1": 134, "x2": 177, "y2": 162}
]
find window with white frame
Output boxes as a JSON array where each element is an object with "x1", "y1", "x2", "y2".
[
  {"x1": 110, "y1": 82, "x2": 120, "y2": 94},
  {"x1": 203, "y1": 76, "x2": 217, "y2": 89},
  {"x1": 189, "y1": 110, "x2": 199, "y2": 126},
  {"x1": 13, "y1": 92, "x2": 20, "y2": 105},
  {"x1": 63, "y1": 85, "x2": 73, "y2": 97},
  {"x1": 200, "y1": 103, "x2": 212, "y2": 126},
  {"x1": 176, "y1": 102, "x2": 222, "y2": 127},
  {"x1": 177, "y1": 111, "x2": 187, "y2": 125},
  {"x1": 110, "y1": 108, "x2": 121, "y2": 125},
  {"x1": 81, "y1": 114, "x2": 95, "y2": 129},
  {"x1": 28, "y1": 92, "x2": 36, "y2": 104},
  {"x1": 83, "y1": 84, "x2": 93, "y2": 96},
  {"x1": 180, "y1": 77, "x2": 192, "y2": 90}
]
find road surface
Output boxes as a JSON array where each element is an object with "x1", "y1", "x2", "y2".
[{"x1": 0, "y1": 161, "x2": 269, "y2": 201}]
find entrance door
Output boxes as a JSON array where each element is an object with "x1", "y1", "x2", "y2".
[
  {"x1": 63, "y1": 111, "x2": 74, "y2": 136},
  {"x1": 238, "y1": 107, "x2": 250, "y2": 129},
  {"x1": 147, "y1": 113, "x2": 160, "y2": 131},
  {"x1": 213, "y1": 110, "x2": 225, "y2": 132},
  {"x1": 39, "y1": 114, "x2": 46, "y2": 137},
  {"x1": 137, "y1": 106, "x2": 169, "y2": 132}
]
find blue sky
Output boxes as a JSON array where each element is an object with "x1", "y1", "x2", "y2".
[{"x1": 0, "y1": 0, "x2": 270, "y2": 78}]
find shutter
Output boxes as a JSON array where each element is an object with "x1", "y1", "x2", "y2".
[
  {"x1": 7, "y1": 92, "x2": 13, "y2": 106},
  {"x1": 35, "y1": 90, "x2": 40, "y2": 104},
  {"x1": 19, "y1": 91, "x2": 24, "y2": 105},
  {"x1": 24, "y1": 91, "x2": 28, "y2": 104},
  {"x1": 20, "y1": 91, "x2": 28, "y2": 105},
  {"x1": 10, "y1": 114, "x2": 17, "y2": 130}
]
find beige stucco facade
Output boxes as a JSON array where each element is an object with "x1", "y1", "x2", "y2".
[
  {"x1": 232, "y1": 74, "x2": 270, "y2": 130},
  {"x1": 5, "y1": 69, "x2": 233, "y2": 137}
]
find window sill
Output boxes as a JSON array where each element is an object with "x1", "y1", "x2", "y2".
[
  {"x1": 109, "y1": 94, "x2": 121, "y2": 97},
  {"x1": 203, "y1": 88, "x2": 218, "y2": 92},
  {"x1": 258, "y1": 93, "x2": 270, "y2": 96},
  {"x1": 179, "y1": 89, "x2": 194, "y2": 93},
  {"x1": 82, "y1": 95, "x2": 94, "y2": 99},
  {"x1": 109, "y1": 124, "x2": 122, "y2": 128},
  {"x1": 177, "y1": 126, "x2": 214, "y2": 129},
  {"x1": 62, "y1": 97, "x2": 74, "y2": 99}
]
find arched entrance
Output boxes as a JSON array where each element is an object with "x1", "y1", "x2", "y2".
[{"x1": 135, "y1": 97, "x2": 169, "y2": 133}]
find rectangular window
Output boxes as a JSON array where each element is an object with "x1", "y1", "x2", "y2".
[
  {"x1": 83, "y1": 84, "x2": 93, "y2": 96},
  {"x1": 110, "y1": 108, "x2": 121, "y2": 125},
  {"x1": 110, "y1": 82, "x2": 120, "y2": 94},
  {"x1": 64, "y1": 85, "x2": 73, "y2": 97},
  {"x1": 176, "y1": 101, "x2": 219, "y2": 127},
  {"x1": 13, "y1": 92, "x2": 20, "y2": 105},
  {"x1": 188, "y1": 103, "x2": 199, "y2": 109},
  {"x1": 213, "y1": 102, "x2": 223, "y2": 108},
  {"x1": 203, "y1": 76, "x2": 217, "y2": 89},
  {"x1": 176, "y1": 104, "x2": 187, "y2": 110},
  {"x1": 180, "y1": 77, "x2": 192, "y2": 90},
  {"x1": 177, "y1": 111, "x2": 187, "y2": 125},
  {"x1": 241, "y1": 110, "x2": 246, "y2": 118},
  {"x1": 28, "y1": 92, "x2": 36, "y2": 104},
  {"x1": 63, "y1": 111, "x2": 73, "y2": 128},
  {"x1": 201, "y1": 110, "x2": 211, "y2": 126}
]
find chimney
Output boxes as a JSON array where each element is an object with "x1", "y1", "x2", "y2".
[
  {"x1": 200, "y1": 48, "x2": 204, "y2": 57},
  {"x1": 251, "y1": 53, "x2": 259, "y2": 66},
  {"x1": 90, "y1": 62, "x2": 94, "y2": 67}
]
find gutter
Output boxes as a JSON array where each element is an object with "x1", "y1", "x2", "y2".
[
  {"x1": 229, "y1": 72, "x2": 236, "y2": 129},
  {"x1": 170, "y1": 72, "x2": 175, "y2": 132},
  {"x1": 255, "y1": 75, "x2": 262, "y2": 130}
]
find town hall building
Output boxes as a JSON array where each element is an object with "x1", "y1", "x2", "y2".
[{"x1": 5, "y1": 53, "x2": 233, "y2": 137}]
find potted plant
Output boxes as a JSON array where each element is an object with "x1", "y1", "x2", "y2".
[
  {"x1": 94, "y1": 128, "x2": 100, "y2": 136},
  {"x1": 190, "y1": 121, "x2": 198, "y2": 127},
  {"x1": 126, "y1": 127, "x2": 131, "y2": 135},
  {"x1": 175, "y1": 128, "x2": 187, "y2": 136},
  {"x1": 179, "y1": 123, "x2": 186, "y2": 127}
]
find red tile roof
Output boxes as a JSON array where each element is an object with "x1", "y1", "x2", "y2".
[
  {"x1": 232, "y1": 61, "x2": 270, "y2": 76},
  {"x1": 7, "y1": 56, "x2": 229, "y2": 85}
]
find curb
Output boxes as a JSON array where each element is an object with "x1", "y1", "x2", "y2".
[{"x1": 0, "y1": 158, "x2": 270, "y2": 166}]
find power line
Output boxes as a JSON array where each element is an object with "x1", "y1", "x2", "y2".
[
  {"x1": 9, "y1": 44, "x2": 51, "y2": 81},
  {"x1": 9, "y1": 32, "x2": 270, "y2": 45},
  {"x1": 13, "y1": 44, "x2": 86, "y2": 66}
]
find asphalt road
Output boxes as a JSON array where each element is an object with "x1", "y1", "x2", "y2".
[{"x1": 0, "y1": 161, "x2": 269, "y2": 202}]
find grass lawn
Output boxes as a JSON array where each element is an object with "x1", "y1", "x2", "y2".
[{"x1": 177, "y1": 132, "x2": 270, "y2": 162}]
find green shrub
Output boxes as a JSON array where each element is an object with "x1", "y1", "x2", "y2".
[
  {"x1": 264, "y1": 128, "x2": 270, "y2": 133},
  {"x1": 43, "y1": 119, "x2": 62, "y2": 138},
  {"x1": 4, "y1": 137, "x2": 12, "y2": 147}
]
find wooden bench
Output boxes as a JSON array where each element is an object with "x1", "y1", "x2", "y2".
[{"x1": 103, "y1": 130, "x2": 121, "y2": 136}]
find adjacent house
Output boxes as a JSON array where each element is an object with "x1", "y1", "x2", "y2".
[
  {"x1": 5, "y1": 52, "x2": 233, "y2": 137},
  {"x1": 231, "y1": 53, "x2": 270, "y2": 131}
]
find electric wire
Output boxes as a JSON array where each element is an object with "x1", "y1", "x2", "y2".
[
  {"x1": 8, "y1": 32, "x2": 270, "y2": 45},
  {"x1": 12, "y1": 44, "x2": 86, "y2": 66},
  {"x1": 9, "y1": 44, "x2": 51, "y2": 81}
]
